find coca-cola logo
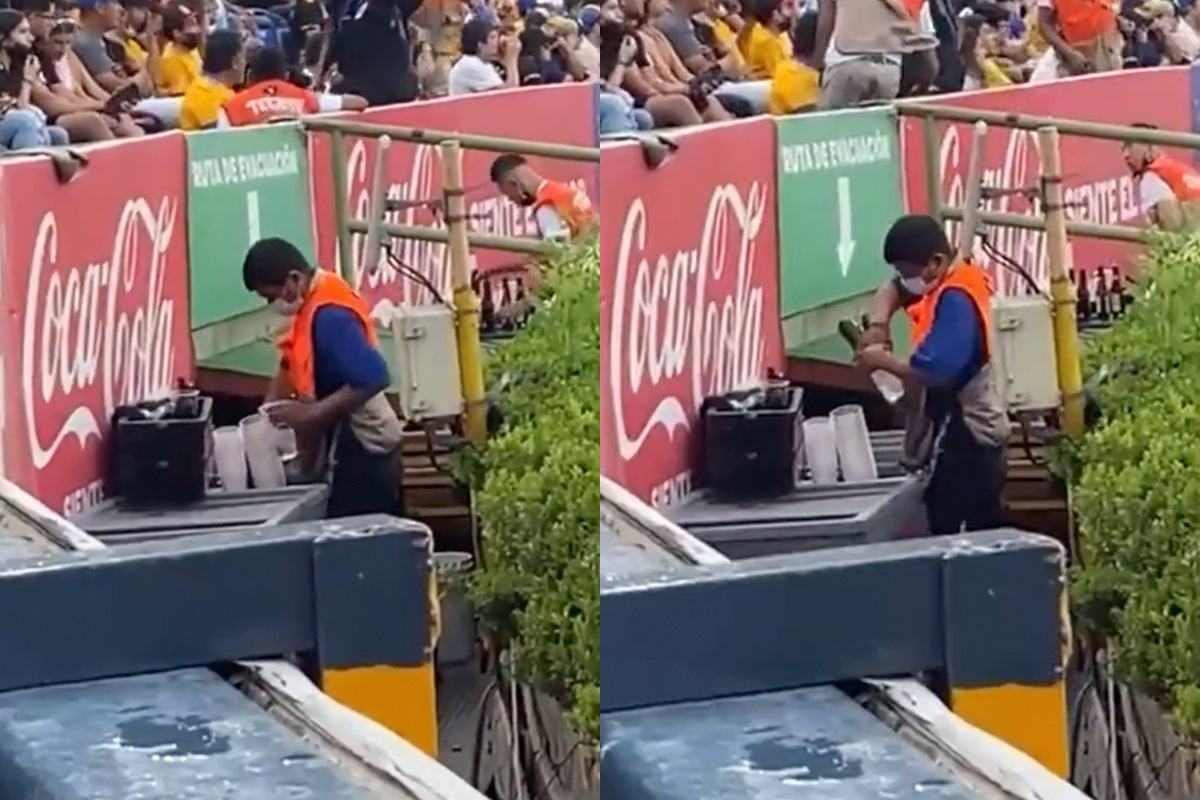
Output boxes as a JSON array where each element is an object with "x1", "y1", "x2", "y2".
[
  {"x1": 22, "y1": 198, "x2": 178, "y2": 470},
  {"x1": 609, "y1": 183, "x2": 767, "y2": 462},
  {"x1": 939, "y1": 124, "x2": 1049, "y2": 295}
]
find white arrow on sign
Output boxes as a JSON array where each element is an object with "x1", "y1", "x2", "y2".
[{"x1": 836, "y1": 176, "x2": 856, "y2": 277}]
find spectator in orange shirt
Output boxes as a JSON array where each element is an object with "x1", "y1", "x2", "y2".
[{"x1": 219, "y1": 46, "x2": 366, "y2": 126}]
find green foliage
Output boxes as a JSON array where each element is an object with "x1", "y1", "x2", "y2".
[
  {"x1": 463, "y1": 240, "x2": 600, "y2": 742},
  {"x1": 1073, "y1": 231, "x2": 1200, "y2": 738}
]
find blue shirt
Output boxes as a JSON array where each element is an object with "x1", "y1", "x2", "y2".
[
  {"x1": 310, "y1": 306, "x2": 390, "y2": 401},
  {"x1": 909, "y1": 288, "x2": 984, "y2": 389}
]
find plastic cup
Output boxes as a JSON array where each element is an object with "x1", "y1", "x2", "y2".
[
  {"x1": 802, "y1": 417, "x2": 839, "y2": 484},
  {"x1": 259, "y1": 400, "x2": 299, "y2": 462},
  {"x1": 831, "y1": 404, "x2": 878, "y2": 483},
  {"x1": 240, "y1": 413, "x2": 287, "y2": 489},
  {"x1": 212, "y1": 426, "x2": 248, "y2": 492}
]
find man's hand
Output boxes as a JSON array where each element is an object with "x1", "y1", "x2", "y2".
[
  {"x1": 265, "y1": 399, "x2": 321, "y2": 429},
  {"x1": 859, "y1": 322, "x2": 892, "y2": 349},
  {"x1": 854, "y1": 343, "x2": 894, "y2": 372},
  {"x1": 1060, "y1": 46, "x2": 1088, "y2": 73}
]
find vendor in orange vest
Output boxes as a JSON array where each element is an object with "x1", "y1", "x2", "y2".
[
  {"x1": 219, "y1": 46, "x2": 367, "y2": 128},
  {"x1": 244, "y1": 238, "x2": 405, "y2": 518},
  {"x1": 1123, "y1": 122, "x2": 1200, "y2": 231},
  {"x1": 855, "y1": 215, "x2": 1011, "y2": 535},
  {"x1": 489, "y1": 153, "x2": 598, "y2": 240},
  {"x1": 1030, "y1": 0, "x2": 1122, "y2": 82}
]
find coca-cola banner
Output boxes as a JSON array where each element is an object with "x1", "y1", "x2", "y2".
[
  {"x1": 901, "y1": 68, "x2": 1192, "y2": 296},
  {"x1": 601, "y1": 119, "x2": 784, "y2": 507},
  {"x1": 308, "y1": 85, "x2": 597, "y2": 323},
  {"x1": 0, "y1": 136, "x2": 194, "y2": 516}
]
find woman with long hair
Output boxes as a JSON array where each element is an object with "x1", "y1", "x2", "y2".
[{"x1": 0, "y1": 9, "x2": 68, "y2": 149}]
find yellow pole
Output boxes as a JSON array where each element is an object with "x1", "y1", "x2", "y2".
[
  {"x1": 1037, "y1": 126, "x2": 1085, "y2": 438},
  {"x1": 440, "y1": 140, "x2": 488, "y2": 443}
]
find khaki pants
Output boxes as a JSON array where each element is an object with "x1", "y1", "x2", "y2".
[
  {"x1": 818, "y1": 57, "x2": 901, "y2": 111},
  {"x1": 1028, "y1": 28, "x2": 1123, "y2": 83}
]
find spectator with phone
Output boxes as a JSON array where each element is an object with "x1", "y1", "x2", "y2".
[
  {"x1": 0, "y1": 9, "x2": 69, "y2": 149},
  {"x1": 448, "y1": 15, "x2": 520, "y2": 93}
]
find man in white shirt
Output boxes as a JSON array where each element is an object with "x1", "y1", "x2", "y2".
[{"x1": 447, "y1": 17, "x2": 521, "y2": 94}]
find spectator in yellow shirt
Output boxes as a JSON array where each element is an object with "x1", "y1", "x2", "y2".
[
  {"x1": 179, "y1": 28, "x2": 243, "y2": 129},
  {"x1": 738, "y1": 0, "x2": 817, "y2": 113},
  {"x1": 158, "y1": 3, "x2": 203, "y2": 95}
]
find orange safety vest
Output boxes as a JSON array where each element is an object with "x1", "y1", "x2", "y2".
[
  {"x1": 900, "y1": 0, "x2": 923, "y2": 20},
  {"x1": 532, "y1": 180, "x2": 597, "y2": 239},
  {"x1": 223, "y1": 79, "x2": 319, "y2": 127},
  {"x1": 905, "y1": 261, "x2": 995, "y2": 358},
  {"x1": 1051, "y1": 0, "x2": 1115, "y2": 46},
  {"x1": 276, "y1": 270, "x2": 378, "y2": 399},
  {"x1": 1145, "y1": 155, "x2": 1200, "y2": 204}
]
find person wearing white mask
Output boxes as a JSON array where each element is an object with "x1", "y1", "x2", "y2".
[
  {"x1": 241, "y1": 237, "x2": 404, "y2": 518},
  {"x1": 854, "y1": 215, "x2": 1010, "y2": 536}
]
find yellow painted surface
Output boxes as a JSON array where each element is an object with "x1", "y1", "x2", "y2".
[
  {"x1": 951, "y1": 681, "x2": 1069, "y2": 777},
  {"x1": 323, "y1": 663, "x2": 439, "y2": 757}
]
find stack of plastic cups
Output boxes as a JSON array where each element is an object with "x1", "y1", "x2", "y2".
[
  {"x1": 212, "y1": 426, "x2": 248, "y2": 491},
  {"x1": 831, "y1": 405, "x2": 878, "y2": 483},
  {"x1": 802, "y1": 417, "x2": 839, "y2": 484},
  {"x1": 239, "y1": 414, "x2": 287, "y2": 489}
]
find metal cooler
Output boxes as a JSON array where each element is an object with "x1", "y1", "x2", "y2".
[
  {"x1": 667, "y1": 477, "x2": 928, "y2": 560},
  {"x1": 73, "y1": 485, "x2": 331, "y2": 545}
]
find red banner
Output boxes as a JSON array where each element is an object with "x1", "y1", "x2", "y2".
[
  {"x1": 308, "y1": 85, "x2": 598, "y2": 323},
  {"x1": 901, "y1": 68, "x2": 1193, "y2": 295},
  {"x1": 0, "y1": 135, "x2": 195, "y2": 516},
  {"x1": 601, "y1": 119, "x2": 784, "y2": 508}
]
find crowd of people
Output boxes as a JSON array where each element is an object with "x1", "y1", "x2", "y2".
[{"x1": 0, "y1": 0, "x2": 1192, "y2": 147}]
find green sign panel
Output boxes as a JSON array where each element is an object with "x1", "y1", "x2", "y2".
[
  {"x1": 776, "y1": 107, "x2": 904, "y2": 320},
  {"x1": 186, "y1": 123, "x2": 315, "y2": 329}
]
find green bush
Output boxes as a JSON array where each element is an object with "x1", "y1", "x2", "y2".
[
  {"x1": 461, "y1": 240, "x2": 600, "y2": 741},
  {"x1": 1073, "y1": 232, "x2": 1200, "y2": 736}
]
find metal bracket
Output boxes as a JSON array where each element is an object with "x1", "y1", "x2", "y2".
[{"x1": 0, "y1": 514, "x2": 431, "y2": 694}]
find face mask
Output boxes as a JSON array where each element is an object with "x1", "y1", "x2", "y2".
[
  {"x1": 898, "y1": 275, "x2": 932, "y2": 296},
  {"x1": 271, "y1": 297, "x2": 303, "y2": 316}
]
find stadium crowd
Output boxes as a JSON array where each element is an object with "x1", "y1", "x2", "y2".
[{"x1": 0, "y1": 0, "x2": 1188, "y2": 148}]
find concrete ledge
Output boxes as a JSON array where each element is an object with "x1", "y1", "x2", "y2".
[{"x1": 601, "y1": 529, "x2": 1064, "y2": 712}]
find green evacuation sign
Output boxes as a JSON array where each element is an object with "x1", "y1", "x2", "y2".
[
  {"x1": 776, "y1": 107, "x2": 904, "y2": 319},
  {"x1": 186, "y1": 123, "x2": 315, "y2": 329}
]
